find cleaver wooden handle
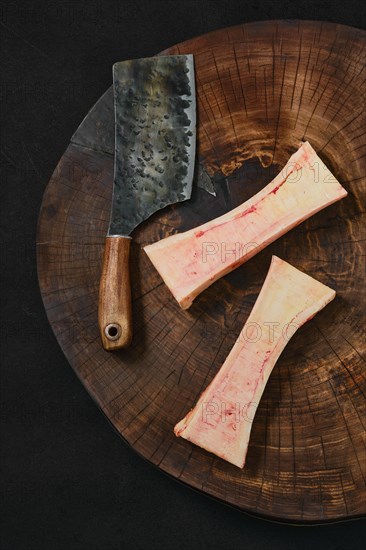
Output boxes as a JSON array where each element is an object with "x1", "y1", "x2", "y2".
[{"x1": 98, "y1": 236, "x2": 133, "y2": 350}]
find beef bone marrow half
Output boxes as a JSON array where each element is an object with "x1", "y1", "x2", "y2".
[
  {"x1": 144, "y1": 141, "x2": 347, "y2": 309},
  {"x1": 174, "y1": 256, "x2": 336, "y2": 468}
]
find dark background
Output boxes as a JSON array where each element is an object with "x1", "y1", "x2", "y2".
[{"x1": 1, "y1": 1, "x2": 366, "y2": 549}]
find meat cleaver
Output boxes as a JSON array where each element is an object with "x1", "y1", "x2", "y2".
[{"x1": 99, "y1": 55, "x2": 196, "y2": 350}]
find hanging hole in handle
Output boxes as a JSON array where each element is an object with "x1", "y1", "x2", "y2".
[{"x1": 105, "y1": 323, "x2": 121, "y2": 341}]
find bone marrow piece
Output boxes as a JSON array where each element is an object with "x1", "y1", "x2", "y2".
[
  {"x1": 174, "y1": 257, "x2": 336, "y2": 468},
  {"x1": 144, "y1": 142, "x2": 347, "y2": 309}
]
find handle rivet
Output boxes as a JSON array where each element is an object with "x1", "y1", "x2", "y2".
[{"x1": 105, "y1": 323, "x2": 121, "y2": 341}]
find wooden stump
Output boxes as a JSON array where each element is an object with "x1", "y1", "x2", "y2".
[{"x1": 37, "y1": 21, "x2": 366, "y2": 523}]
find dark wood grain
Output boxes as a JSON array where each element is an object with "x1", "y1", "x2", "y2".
[{"x1": 37, "y1": 21, "x2": 366, "y2": 523}]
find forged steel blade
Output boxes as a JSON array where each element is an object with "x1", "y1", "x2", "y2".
[{"x1": 108, "y1": 55, "x2": 196, "y2": 236}]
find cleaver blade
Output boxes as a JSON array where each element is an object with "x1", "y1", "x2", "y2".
[{"x1": 99, "y1": 55, "x2": 196, "y2": 350}]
